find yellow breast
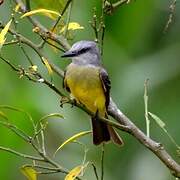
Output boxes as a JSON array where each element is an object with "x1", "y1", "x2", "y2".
[{"x1": 65, "y1": 63, "x2": 106, "y2": 116}]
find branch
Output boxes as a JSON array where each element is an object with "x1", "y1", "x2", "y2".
[
  {"x1": 51, "y1": 0, "x2": 73, "y2": 32},
  {"x1": 3, "y1": 0, "x2": 179, "y2": 178},
  {"x1": 103, "y1": 0, "x2": 131, "y2": 15},
  {"x1": 108, "y1": 99, "x2": 180, "y2": 178},
  {"x1": 14, "y1": 0, "x2": 71, "y2": 51},
  {"x1": 0, "y1": 146, "x2": 44, "y2": 161}
]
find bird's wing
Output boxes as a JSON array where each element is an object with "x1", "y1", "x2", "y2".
[
  {"x1": 63, "y1": 69, "x2": 70, "y2": 92},
  {"x1": 99, "y1": 67, "x2": 111, "y2": 109}
]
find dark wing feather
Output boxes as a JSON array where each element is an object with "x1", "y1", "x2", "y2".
[
  {"x1": 99, "y1": 67, "x2": 111, "y2": 109},
  {"x1": 63, "y1": 70, "x2": 71, "y2": 92}
]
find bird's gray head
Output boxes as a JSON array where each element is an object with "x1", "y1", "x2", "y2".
[{"x1": 61, "y1": 40, "x2": 101, "y2": 65}]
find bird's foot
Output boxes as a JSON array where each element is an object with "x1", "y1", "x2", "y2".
[
  {"x1": 60, "y1": 96, "x2": 70, "y2": 108},
  {"x1": 70, "y1": 99, "x2": 77, "y2": 108}
]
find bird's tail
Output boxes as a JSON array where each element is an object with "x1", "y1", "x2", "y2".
[{"x1": 91, "y1": 114, "x2": 123, "y2": 146}]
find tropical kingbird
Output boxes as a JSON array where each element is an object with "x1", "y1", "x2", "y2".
[{"x1": 62, "y1": 40, "x2": 123, "y2": 145}]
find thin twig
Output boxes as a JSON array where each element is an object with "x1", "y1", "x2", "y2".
[
  {"x1": 164, "y1": 0, "x2": 176, "y2": 33},
  {"x1": 91, "y1": 163, "x2": 99, "y2": 180},
  {"x1": 40, "y1": 123, "x2": 46, "y2": 155},
  {"x1": 51, "y1": 0, "x2": 73, "y2": 32},
  {"x1": 0, "y1": 146, "x2": 44, "y2": 161},
  {"x1": 144, "y1": 79, "x2": 150, "y2": 137},
  {"x1": 0, "y1": 120, "x2": 31, "y2": 142},
  {"x1": 101, "y1": 144, "x2": 105, "y2": 180},
  {"x1": 2, "y1": 0, "x2": 180, "y2": 178},
  {"x1": 64, "y1": 1, "x2": 73, "y2": 37},
  {"x1": 19, "y1": 44, "x2": 34, "y2": 65}
]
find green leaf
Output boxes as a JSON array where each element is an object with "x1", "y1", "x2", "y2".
[
  {"x1": 148, "y1": 112, "x2": 165, "y2": 128},
  {"x1": 0, "y1": 105, "x2": 33, "y2": 124},
  {"x1": 149, "y1": 111, "x2": 180, "y2": 150},
  {"x1": 21, "y1": 166, "x2": 37, "y2": 180},
  {"x1": 54, "y1": 131, "x2": 92, "y2": 155},
  {"x1": 39, "y1": 113, "x2": 64, "y2": 124}
]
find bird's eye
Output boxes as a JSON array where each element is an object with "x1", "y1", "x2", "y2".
[{"x1": 78, "y1": 47, "x2": 89, "y2": 54}]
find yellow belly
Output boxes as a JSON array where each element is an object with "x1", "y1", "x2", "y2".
[{"x1": 65, "y1": 64, "x2": 106, "y2": 116}]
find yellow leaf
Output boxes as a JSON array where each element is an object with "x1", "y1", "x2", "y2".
[
  {"x1": 60, "y1": 22, "x2": 84, "y2": 33},
  {"x1": 42, "y1": 57, "x2": 53, "y2": 75},
  {"x1": 54, "y1": 131, "x2": 91, "y2": 155},
  {"x1": 21, "y1": 166, "x2": 37, "y2": 180},
  {"x1": 29, "y1": 65, "x2": 38, "y2": 72},
  {"x1": 21, "y1": 8, "x2": 60, "y2": 20},
  {"x1": 15, "y1": 3, "x2": 21, "y2": 12},
  {"x1": 65, "y1": 166, "x2": 83, "y2": 180},
  {"x1": 0, "y1": 19, "x2": 12, "y2": 48}
]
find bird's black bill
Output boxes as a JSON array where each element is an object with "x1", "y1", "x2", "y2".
[{"x1": 61, "y1": 51, "x2": 77, "y2": 58}]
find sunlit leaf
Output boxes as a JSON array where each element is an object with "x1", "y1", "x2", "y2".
[
  {"x1": 29, "y1": 65, "x2": 38, "y2": 72},
  {"x1": 148, "y1": 112, "x2": 165, "y2": 128},
  {"x1": 14, "y1": 3, "x2": 21, "y2": 12},
  {"x1": 54, "y1": 131, "x2": 91, "y2": 155},
  {"x1": 60, "y1": 22, "x2": 84, "y2": 33},
  {"x1": 21, "y1": 166, "x2": 37, "y2": 180},
  {"x1": 42, "y1": 57, "x2": 53, "y2": 75},
  {"x1": 65, "y1": 166, "x2": 83, "y2": 180},
  {"x1": 65, "y1": 162, "x2": 89, "y2": 180},
  {"x1": 21, "y1": 9, "x2": 60, "y2": 20},
  {"x1": 0, "y1": 19, "x2": 12, "y2": 49}
]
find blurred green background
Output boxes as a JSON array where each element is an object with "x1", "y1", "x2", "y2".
[{"x1": 0, "y1": 0, "x2": 180, "y2": 180}]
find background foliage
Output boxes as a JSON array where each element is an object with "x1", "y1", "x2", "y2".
[{"x1": 0, "y1": 0, "x2": 180, "y2": 179}]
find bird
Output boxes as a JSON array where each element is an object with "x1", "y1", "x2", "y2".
[{"x1": 61, "y1": 40, "x2": 123, "y2": 146}]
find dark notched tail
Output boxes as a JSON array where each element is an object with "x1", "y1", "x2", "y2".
[{"x1": 91, "y1": 116, "x2": 123, "y2": 146}]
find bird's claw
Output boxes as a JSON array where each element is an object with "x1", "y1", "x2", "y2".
[
  {"x1": 60, "y1": 96, "x2": 69, "y2": 108},
  {"x1": 71, "y1": 99, "x2": 77, "y2": 108}
]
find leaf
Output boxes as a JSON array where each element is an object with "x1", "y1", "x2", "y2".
[
  {"x1": 0, "y1": 19, "x2": 12, "y2": 49},
  {"x1": 29, "y1": 65, "x2": 38, "y2": 72},
  {"x1": 148, "y1": 112, "x2": 165, "y2": 128},
  {"x1": 21, "y1": 166, "x2": 37, "y2": 180},
  {"x1": 0, "y1": 105, "x2": 34, "y2": 126},
  {"x1": 14, "y1": 3, "x2": 21, "y2": 12},
  {"x1": 65, "y1": 162, "x2": 89, "y2": 180},
  {"x1": 65, "y1": 166, "x2": 83, "y2": 180},
  {"x1": 42, "y1": 57, "x2": 53, "y2": 75},
  {"x1": 54, "y1": 131, "x2": 92, "y2": 155},
  {"x1": 21, "y1": 9, "x2": 60, "y2": 20},
  {"x1": 39, "y1": 113, "x2": 64, "y2": 123},
  {"x1": 0, "y1": 111, "x2": 8, "y2": 121},
  {"x1": 60, "y1": 22, "x2": 84, "y2": 33}
]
